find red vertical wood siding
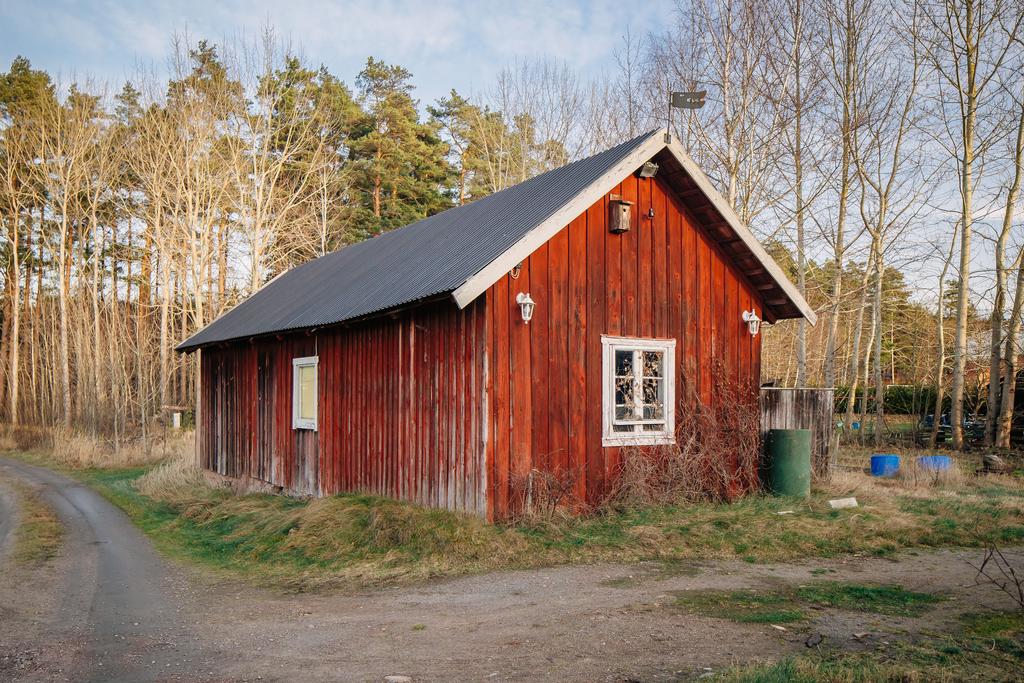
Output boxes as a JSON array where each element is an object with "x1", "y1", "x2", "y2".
[
  {"x1": 486, "y1": 176, "x2": 764, "y2": 518},
  {"x1": 199, "y1": 299, "x2": 488, "y2": 515}
]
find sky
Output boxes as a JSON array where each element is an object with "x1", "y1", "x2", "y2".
[{"x1": 0, "y1": 0, "x2": 675, "y2": 105}]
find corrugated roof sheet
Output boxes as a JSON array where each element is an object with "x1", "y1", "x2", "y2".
[{"x1": 177, "y1": 129, "x2": 663, "y2": 351}]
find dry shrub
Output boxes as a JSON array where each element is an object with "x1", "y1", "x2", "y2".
[
  {"x1": 970, "y1": 546, "x2": 1024, "y2": 612},
  {"x1": 508, "y1": 466, "x2": 585, "y2": 522},
  {"x1": 610, "y1": 444, "x2": 694, "y2": 507},
  {"x1": 0, "y1": 424, "x2": 54, "y2": 451},
  {"x1": 605, "y1": 367, "x2": 762, "y2": 508}
]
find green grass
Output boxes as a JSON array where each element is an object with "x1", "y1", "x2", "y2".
[
  {"x1": 12, "y1": 450, "x2": 1024, "y2": 591},
  {"x1": 673, "y1": 582, "x2": 942, "y2": 625},
  {"x1": 795, "y1": 582, "x2": 942, "y2": 617},
  {"x1": 4, "y1": 480, "x2": 63, "y2": 567},
  {"x1": 716, "y1": 611, "x2": 1024, "y2": 682},
  {"x1": 673, "y1": 589, "x2": 807, "y2": 624}
]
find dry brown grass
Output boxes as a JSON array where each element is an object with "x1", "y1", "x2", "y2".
[
  {"x1": 1, "y1": 479, "x2": 63, "y2": 567},
  {"x1": 825, "y1": 465, "x2": 998, "y2": 503},
  {"x1": 0, "y1": 424, "x2": 53, "y2": 452},
  {"x1": 836, "y1": 443, "x2": 975, "y2": 470},
  {"x1": 51, "y1": 428, "x2": 160, "y2": 468},
  {"x1": 895, "y1": 457, "x2": 966, "y2": 488},
  {"x1": 135, "y1": 447, "x2": 205, "y2": 501},
  {"x1": 0, "y1": 422, "x2": 196, "y2": 470},
  {"x1": 831, "y1": 445, "x2": 981, "y2": 496},
  {"x1": 99, "y1": 470, "x2": 533, "y2": 591},
  {"x1": 274, "y1": 495, "x2": 532, "y2": 589}
]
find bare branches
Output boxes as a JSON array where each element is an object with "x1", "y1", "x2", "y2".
[{"x1": 970, "y1": 546, "x2": 1024, "y2": 611}]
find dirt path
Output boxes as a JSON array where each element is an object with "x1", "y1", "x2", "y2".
[
  {"x1": 0, "y1": 458, "x2": 1020, "y2": 682},
  {"x1": 0, "y1": 458, "x2": 222, "y2": 682},
  {"x1": 191, "y1": 548, "x2": 1022, "y2": 682}
]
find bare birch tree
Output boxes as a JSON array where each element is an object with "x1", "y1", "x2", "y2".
[{"x1": 917, "y1": 0, "x2": 1023, "y2": 448}]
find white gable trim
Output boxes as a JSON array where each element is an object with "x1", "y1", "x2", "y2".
[
  {"x1": 451, "y1": 130, "x2": 664, "y2": 309},
  {"x1": 451, "y1": 129, "x2": 816, "y2": 326},
  {"x1": 663, "y1": 138, "x2": 817, "y2": 326}
]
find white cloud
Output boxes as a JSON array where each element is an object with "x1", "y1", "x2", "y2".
[{"x1": 0, "y1": 0, "x2": 673, "y2": 101}]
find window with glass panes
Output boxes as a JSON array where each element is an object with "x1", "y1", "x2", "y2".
[
  {"x1": 292, "y1": 356, "x2": 318, "y2": 430},
  {"x1": 601, "y1": 336, "x2": 675, "y2": 446}
]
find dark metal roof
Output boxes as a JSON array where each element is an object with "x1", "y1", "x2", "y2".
[{"x1": 177, "y1": 129, "x2": 663, "y2": 351}]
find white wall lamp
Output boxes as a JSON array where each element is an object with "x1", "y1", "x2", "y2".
[
  {"x1": 516, "y1": 292, "x2": 536, "y2": 324},
  {"x1": 742, "y1": 309, "x2": 761, "y2": 336}
]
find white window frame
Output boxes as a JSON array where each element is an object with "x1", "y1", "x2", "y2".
[
  {"x1": 601, "y1": 335, "x2": 676, "y2": 447},
  {"x1": 292, "y1": 356, "x2": 318, "y2": 431}
]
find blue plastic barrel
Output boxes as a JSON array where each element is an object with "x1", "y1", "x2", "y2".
[
  {"x1": 870, "y1": 454, "x2": 901, "y2": 477},
  {"x1": 917, "y1": 455, "x2": 951, "y2": 471}
]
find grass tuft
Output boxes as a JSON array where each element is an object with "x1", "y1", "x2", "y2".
[
  {"x1": 6, "y1": 481, "x2": 63, "y2": 567},
  {"x1": 673, "y1": 582, "x2": 942, "y2": 625},
  {"x1": 795, "y1": 582, "x2": 943, "y2": 617},
  {"x1": 673, "y1": 589, "x2": 807, "y2": 624},
  {"x1": 135, "y1": 450, "x2": 207, "y2": 500}
]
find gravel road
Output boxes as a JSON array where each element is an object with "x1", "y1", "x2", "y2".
[{"x1": 0, "y1": 458, "x2": 220, "y2": 682}]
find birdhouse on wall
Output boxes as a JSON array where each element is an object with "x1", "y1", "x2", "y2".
[{"x1": 609, "y1": 196, "x2": 633, "y2": 233}]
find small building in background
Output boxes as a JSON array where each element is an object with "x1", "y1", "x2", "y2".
[{"x1": 177, "y1": 129, "x2": 814, "y2": 520}]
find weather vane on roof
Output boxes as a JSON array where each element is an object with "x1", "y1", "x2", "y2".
[{"x1": 665, "y1": 87, "x2": 707, "y2": 143}]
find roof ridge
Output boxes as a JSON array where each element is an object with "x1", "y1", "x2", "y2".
[{"x1": 176, "y1": 127, "x2": 814, "y2": 352}]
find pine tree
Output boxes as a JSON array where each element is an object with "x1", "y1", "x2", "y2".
[{"x1": 349, "y1": 58, "x2": 451, "y2": 236}]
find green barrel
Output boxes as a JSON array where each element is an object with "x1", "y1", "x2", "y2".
[{"x1": 765, "y1": 428, "x2": 811, "y2": 497}]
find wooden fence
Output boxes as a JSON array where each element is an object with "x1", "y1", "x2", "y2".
[{"x1": 760, "y1": 387, "x2": 836, "y2": 478}]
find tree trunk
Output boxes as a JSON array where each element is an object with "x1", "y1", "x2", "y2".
[
  {"x1": 159, "y1": 258, "x2": 172, "y2": 412},
  {"x1": 872, "y1": 247, "x2": 886, "y2": 447},
  {"x1": 91, "y1": 213, "x2": 103, "y2": 435},
  {"x1": 986, "y1": 234, "x2": 1007, "y2": 446},
  {"x1": 8, "y1": 221, "x2": 20, "y2": 424},
  {"x1": 59, "y1": 225, "x2": 72, "y2": 427},
  {"x1": 950, "y1": 1, "x2": 977, "y2": 451},
  {"x1": 823, "y1": 0, "x2": 856, "y2": 391},
  {"x1": 858, "y1": 306, "x2": 875, "y2": 446},
  {"x1": 844, "y1": 251, "x2": 874, "y2": 435},
  {"x1": 930, "y1": 225, "x2": 957, "y2": 450},
  {"x1": 793, "y1": 0, "x2": 807, "y2": 387},
  {"x1": 995, "y1": 92, "x2": 1024, "y2": 447}
]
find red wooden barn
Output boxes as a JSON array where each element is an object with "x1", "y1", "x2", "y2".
[{"x1": 177, "y1": 129, "x2": 814, "y2": 520}]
